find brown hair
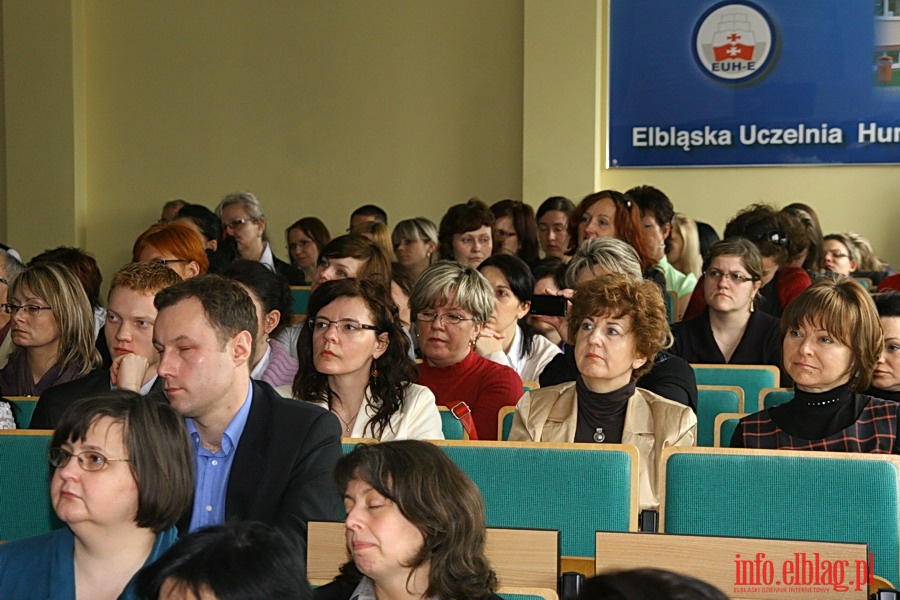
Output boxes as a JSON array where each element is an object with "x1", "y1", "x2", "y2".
[
  {"x1": 780, "y1": 276, "x2": 882, "y2": 391},
  {"x1": 334, "y1": 441, "x2": 497, "y2": 599},
  {"x1": 319, "y1": 235, "x2": 392, "y2": 283},
  {"x1": 568, "y1": 273, "x2": 670, "y2": 379},
  {"x1": 295, "y1": 278, "x2": 416, "y2": 439},
  {"x1": 569, "y1": 190, "x2": 655, "y2": 271},
  {"x1": 154, "y1": 274, "x2": 258, "y2": 350},
  {"x1": 286, "y1": 217, "x2": 332, "y2": 254},
  {"x1": 132, "y1": 222, "x2": 210, "y2": 274},
  {"x1": 437, "y1": 198, "x2": 494, "y2": 260},
  {"x1": 51, "y1": 390, "x2": 193, "y2": 532}
]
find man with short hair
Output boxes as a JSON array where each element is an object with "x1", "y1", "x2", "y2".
[
  {"x1": 152, "y1": 274, "x2": 342, "y2": 540},
  {"x1": 348, "y1": 204, "x2": 388, "y2": 231},
  {"x1": 30, "y1": 261, "x2": 182, "y2": 429}
]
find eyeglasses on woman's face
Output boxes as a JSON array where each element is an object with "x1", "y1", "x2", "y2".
[
  {"x1": 704, "y1": 269, "x2": 754, "y2": 284},
  {"x1": 309, "y1": 317, "x2": 377, "y2": 335},
  {"x1": 48, "y1": 447, "x2": 131, "y2": 472},
  {"x1": 415, "y1": 309, "x2": 476, "y2": 327},
  {"x1": 2, "y1": 303, "x2": 52, "y2": 316}
]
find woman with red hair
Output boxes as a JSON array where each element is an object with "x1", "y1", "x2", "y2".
[{"x1": 132, "y1": 222, "x2": 209, "y2": 279}]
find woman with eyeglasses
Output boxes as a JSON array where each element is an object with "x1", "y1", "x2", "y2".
[
  {"x1": 289, "y1": 278, "x2": 442, "y2": 441},
  {"x1": 0, "y1": 263, "x2": 101, "y2": 396},
  {"x1": 672, "y1": 239, "x2": 784, "y2": 376},
  {"x1": 215, "y1": 191, "x2": 306, "y2": 285},
  {"x1": 412, "y1": 261, "x2": 523, "y2": 440},
  {"x1": 132, "y1": 221, "x2": 209, "y2": 279},
  {"x1": 0, "y1": 390, "x2": 193, "y2": 600},
  {"x1": 683, "y1": 204, "x2": 811, "y2": 320},
  {"x1": 437, "y1": 198, "x2": 494, "y2": 269}
]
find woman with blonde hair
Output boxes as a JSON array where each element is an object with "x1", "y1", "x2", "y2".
[
  {"x1": 353, "y1": 220, "x2": 395, "y2": 262},
  {"x1": 667, "y1": 213, "x2": 702, "y2": 279},
  {"x1": 0, "y1": 263, "x2": 101, "y2": 396},
  {"x1": 392, "y1": 218, "x2": 438, "y2": 280}
]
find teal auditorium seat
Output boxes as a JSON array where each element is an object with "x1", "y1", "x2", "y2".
[
  {"x1": 433, "y1": 440, "x2": 638, "y2": 557},
  {"x1": 691, "y1": 364, "x2": 779, "y2": 413},
  {"x1": 661, "y1": 447, "x2": 900, "y2": 585},
  {"x1": 695, "y1": 385, "x2": 744, "y2": 447},
  {"x1": 437, "y1": 406, "x2": 466, "y2": 440},
  {"x1": 713, "y1": 413, "x2": 744, "y2": 447},
  {"x1": 0, "y1": 430, "x2": 63, "y2": 540},
  {"x1": 6, "y1": 397, "x2": 38, "y2": 429},
  {"x1": 761, "y1": 386, "x2": 794, "y2": 410},
  {"x1": 290, "y1": 286, "x2": 312, "y2": 315}
]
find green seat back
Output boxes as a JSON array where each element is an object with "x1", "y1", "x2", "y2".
[
  {"x1": 691, "y1": 365, "x2": 778, "y2": 413},
  {"x1": 438, "y1": 408, "x2": 466, "y2": 440},
  {"x1": 500, "y1": 410, "x2": 515, "y2": 441},
  {"x1": 290, "y1": 286, "x2": 312, "y2": 315},
  {"x1": 716, "y1": 417, "x2": 741, "y2": 448},
  {"x1": 762, "y1": 389, "x2": 794, "y2": 409},
  {"x1": 663, "y1": 449, "x2": 900, "y2": 584},
  {"x1": 436, "y1": 442, "x2": 637, "y2": 557},
  {"x1": 7, "y1": 398, "x2": 38, "y2": 429},
  {"x1": 0, "y1": 431, "x2": 63, "y2": 540},
  {"x1": 695, "y1": 387, "x2": 742, "y2": 447}
]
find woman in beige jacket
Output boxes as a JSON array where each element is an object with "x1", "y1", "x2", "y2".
[{"x1": 510, "y1": 273, "x2": 696, "y2": 510}]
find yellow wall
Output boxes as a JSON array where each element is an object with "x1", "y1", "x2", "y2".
[{"x1": 2, "y1": 0, "x2": 898, "y2": 283}]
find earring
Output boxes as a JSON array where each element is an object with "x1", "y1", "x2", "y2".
[{"x1": 371, "y1": 361, "x2": 379, "y2": 380}]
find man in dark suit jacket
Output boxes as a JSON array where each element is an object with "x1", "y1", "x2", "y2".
[
  {"x1": 153, "y1": 274, "x2": 342, "y2": 543},
  {"x1": 30, "y1": 261, "x2": 181, "y2": 429}
]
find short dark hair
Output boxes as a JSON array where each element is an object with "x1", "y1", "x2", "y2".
[
  {"x1": 490, "y1": 199, "x2": 540, "y2": 265},
  {"x1": 874, "y1": 291, "x2": 900, "y2": 318},
  {"x1": 222, "y1": 260, "x2": 294, "y2": 338},
  {"x1": 579, "y1": 568, "x2": 728, "y2": 600},
  {"x1": 29, "y1": 246, "x2": 103, "y2": 310},
  {"x1": 334, "y1": 441, "x2": 497, "y2": 598},
  {"x1": 287, "y1": 217, "x2": 332, "y2": 253},
  {"x1": 627, "y1": 185, "x2": 674, "y2": 227},
  {"x1": 154, "y1": 274, "x2": 258, "y2": 349},
  {"x1": 176, "y1": 203, "x2": 223, "y2": 245},
  {"x1": 478, "y1": 254, "x2": 540, "y2": 357},
  {"x1": 51, "y1": 390, "x2": 193, "y2": 533},
  {"x1": 295, "y1": 278, "x2": 416, "y2": 439},
  {"x1": 350, "y1": 204, "x2": 388, "y2": 225},
  {"x1": 136, "y1": 521, "x2": 311, "y2": 600},
  {"x1": 695, "y1": 221, "x2": 720, "y2": 260},
  {"x1": 536, "y1": 196, "x2": 575, "y2": 220},
  {"x1": 437, "y1": 198, "x2": 494, "y2": 260}
]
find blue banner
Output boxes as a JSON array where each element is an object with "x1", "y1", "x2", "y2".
[{"x1": 608, "y1": 1, "x2": 900, "y2": 167}]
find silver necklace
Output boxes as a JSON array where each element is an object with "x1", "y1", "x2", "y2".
[{"x1": 593, "y1": 427, "x2": 606, "y2": 443}]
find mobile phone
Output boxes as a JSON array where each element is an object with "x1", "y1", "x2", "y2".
[{"x1": 529, "y1": 294, "x2": 567, "y2": 317}]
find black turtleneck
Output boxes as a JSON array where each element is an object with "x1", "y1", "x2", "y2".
[
  {"x1": 865, "y1": 386, "x2": 900, "y2": 404},
  {"x1": 574, "y1": 376, "x2": 636, "y2": 444},
  {"x1": 768, "y1": 382, "x2": 869, "y2": 440}
]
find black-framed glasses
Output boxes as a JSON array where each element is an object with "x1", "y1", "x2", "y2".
[
  {"x1": 223, "y1": 218, "x2": 257, "y2": 232},
  {"x1": 48, "y1": 448, "x2": 131, "y2": 472},
  {"x1": 416, "y1": 310, "x2": 476, "y2": 326},
  {"x1": 2, "y1": 303, "x2": 52, "y2": 315},
  {"x1": 149, "y1": 258, "x2": 187, "y2": 266},
  {"x1": 309, "y1": 317, "x2": 378, "y2": 335},
  {"x1": 704, "y1": 269, "x2": 755, "y2": 284}
]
